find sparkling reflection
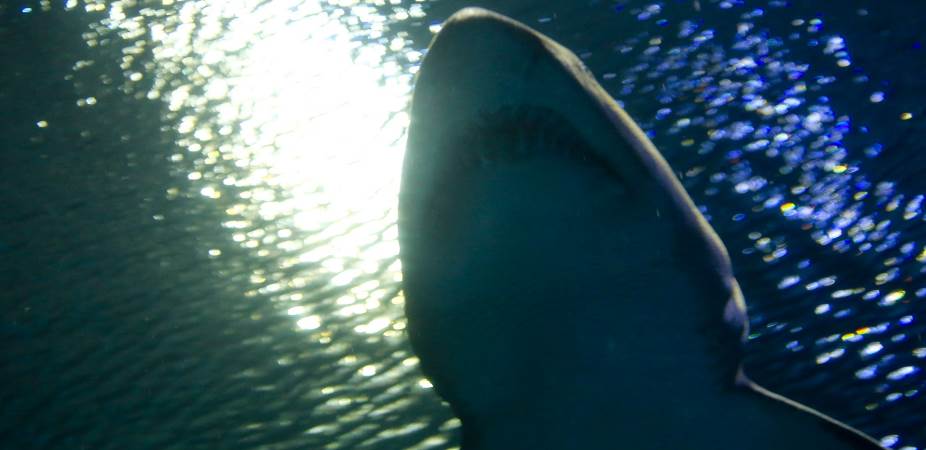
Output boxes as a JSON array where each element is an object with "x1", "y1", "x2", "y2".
[
  {"x1": 86, "y1": 0, "x2": 452, "y2": 447},
  {"x1": 124, "y1": 0, "x2": 410, "y2": 335}
]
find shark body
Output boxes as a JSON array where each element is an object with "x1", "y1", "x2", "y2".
[{"x1": 399, "y1": 8, "x2": 884, "y2": 450}]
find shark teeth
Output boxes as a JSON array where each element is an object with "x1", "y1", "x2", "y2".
[{"x1": 448, "y1": 105, "x2": 620, "y2": 179}]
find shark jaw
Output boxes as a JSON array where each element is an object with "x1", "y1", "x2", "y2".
[{"x1": 399, "y1": 7, "x2": 884, "y2": 450}]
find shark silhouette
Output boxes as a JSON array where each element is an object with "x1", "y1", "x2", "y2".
[{"x1": 399, "y1": 8, "x2": 884, "y2": 450}]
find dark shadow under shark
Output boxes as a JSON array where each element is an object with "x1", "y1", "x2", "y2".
[{"x1": 398, "y1": 8, "x2": 885, "y2": 450}]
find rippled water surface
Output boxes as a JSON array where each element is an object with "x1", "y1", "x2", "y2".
[{"x1": 2, "y1": 0, "x2": 925, "y2": 448}]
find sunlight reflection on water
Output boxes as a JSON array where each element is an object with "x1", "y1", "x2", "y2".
[
  {"x1": 89, "y1": 0, "x2": 460, "y2": 447},
  {"x1": 103, "y1": 0, "x2": 412, "y2": 333}
]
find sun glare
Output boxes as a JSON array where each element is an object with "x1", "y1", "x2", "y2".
[{"x1": 101, "y1": 0, "x2": 414, "y2": 336}]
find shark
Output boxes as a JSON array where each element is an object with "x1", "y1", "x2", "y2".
[{"x1": 398, "y1": 7, "x2": 885, "y2": 450}]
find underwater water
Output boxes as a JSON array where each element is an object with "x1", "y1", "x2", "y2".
[{"x1": 1, "y1": 0, "x2": 924, "y2": 449}]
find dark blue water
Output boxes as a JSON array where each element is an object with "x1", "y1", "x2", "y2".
[{"x1": 1, "y1": 0, "x2": 924, "y2": 448}]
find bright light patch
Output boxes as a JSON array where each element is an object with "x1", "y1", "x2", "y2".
[{"x1": 102, "y1": 0, "x2": 413, "y2": 336}]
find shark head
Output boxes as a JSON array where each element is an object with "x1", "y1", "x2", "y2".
[{"x1": 398, "y1": 7, "x2": 882, "y2": 450}]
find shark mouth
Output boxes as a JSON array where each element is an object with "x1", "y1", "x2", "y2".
[{"x1": 398, "y1": 7, "x2": 883, "y2": 450}]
